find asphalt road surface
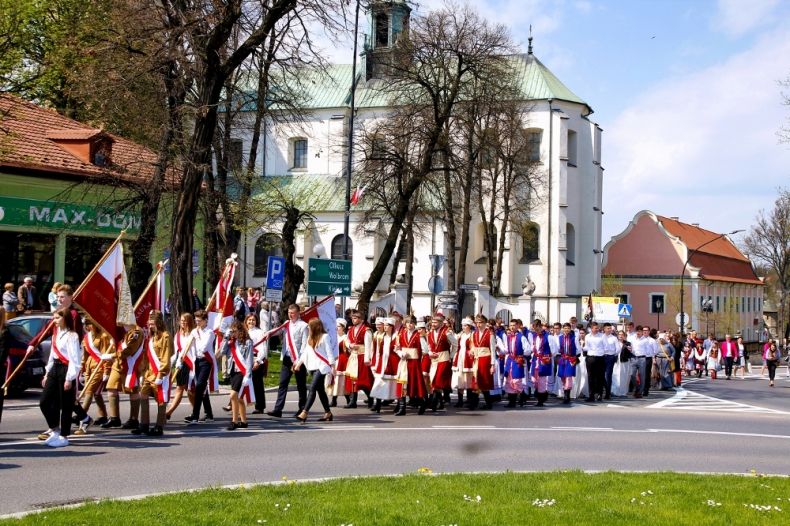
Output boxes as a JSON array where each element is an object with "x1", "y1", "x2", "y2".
[{"x1": 1, "y1": 370, "x2": 788, "y2": 516}]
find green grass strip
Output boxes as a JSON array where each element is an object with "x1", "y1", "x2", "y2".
[{"x1": 4, "y1": 471, "x2": 790, "y2": 525}]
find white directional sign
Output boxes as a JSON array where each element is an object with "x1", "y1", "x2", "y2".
[{"x1": 617, "y1": 303, "x2": 632, "y2": 318}]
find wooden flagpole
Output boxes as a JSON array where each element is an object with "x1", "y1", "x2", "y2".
[
  {"x1": 2, "y1": 231, "x2": 126, "y2": 392},
  {"x1": 133, "y1": 259, "x2": 168, "y2": 312}
]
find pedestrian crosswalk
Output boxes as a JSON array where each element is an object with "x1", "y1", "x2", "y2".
[{"x1": 647, "y1": 388, "x2": 789, "y2": 415}]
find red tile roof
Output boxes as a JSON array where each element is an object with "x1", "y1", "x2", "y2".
[
  {"x1": 657, "y1": 215, "x2": 762, "y2": 285},
  {"x1": 0, "y1": 94, "x2": 169, "y2": 185}
]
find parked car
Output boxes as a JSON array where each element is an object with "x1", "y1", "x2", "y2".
[{"x1": 4, "y1": 313, "x2": 53, "y2": 394}]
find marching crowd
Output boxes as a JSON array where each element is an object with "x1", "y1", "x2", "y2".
[{"x1": 0, "y1": 283, "x2": 784, "y2": 449}]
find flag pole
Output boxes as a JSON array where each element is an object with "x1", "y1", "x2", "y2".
[
  {"x1": 133, "y1": 259, "x2": 168, "y2": 311},
  {"x1": 3, "y1": 231, "x2": 126, "y2": 392}
]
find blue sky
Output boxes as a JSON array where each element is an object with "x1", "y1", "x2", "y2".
[{"x1": 320, "y1": 0, "x2": 790, "y2": 243}]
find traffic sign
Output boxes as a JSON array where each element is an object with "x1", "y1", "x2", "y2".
[
  {"x1": 676, "y1": 312, "x2": 689, "y2": 328},
  {"x1": 617, "y1": 303, "x2": 632, "y2": 318},
  {"x1": 307, "y1": 257, "x2": 352, "y2": 297},
  {"x1": 428, "y1": 275, "x2": 444, "y2": 294},
  {"x1": 428, "y1": 254, "x2": 446, "y2": 275},
  {"x1": 266, "y1": 256, "x2": 286, "y2": 290},
  {"x1": 265, "y1": 289, "x2": 283, "y2": 303}
]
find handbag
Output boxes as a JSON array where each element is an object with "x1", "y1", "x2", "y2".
[{"x1": 619, "y1": 341, "x2": 633, "y2": 362}]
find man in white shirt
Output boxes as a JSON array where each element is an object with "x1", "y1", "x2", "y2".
[
  {"x1": 602, "y1": 323, "x2": 619, "y2": 400},
  {"x1": 630, "y1": 325, "x2": 655, "y2": 398},
  {"x1": 267, "y1": 304, "x2": 308, "y2": 418},
  {"x1": 583, "y1": 322, "x2": 606, "y2": 402}
]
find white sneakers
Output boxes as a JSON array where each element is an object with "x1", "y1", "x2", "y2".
[{"x1": 43, "y1": 432, "x2": 69, "y2": 448}]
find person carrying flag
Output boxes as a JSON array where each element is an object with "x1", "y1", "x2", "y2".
[{"x1": 184, "y1": 310, "x2": 217, "y2": 424}]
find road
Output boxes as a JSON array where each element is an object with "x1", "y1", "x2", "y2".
[{"x1": 0, "y1": 371, "x2": 787, "y2": 516}]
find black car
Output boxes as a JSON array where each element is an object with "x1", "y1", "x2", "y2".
[{"x1": 4, "y1": 313, "x2": 53, "y2": 395}]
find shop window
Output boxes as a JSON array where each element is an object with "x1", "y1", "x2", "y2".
[{"x1": 0, "y1": 232, "x2": 56, "y2": 304}]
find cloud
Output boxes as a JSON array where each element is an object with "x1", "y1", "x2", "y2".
[
  {"x1": 603, "y1": 23, "x2": 790, "y2": 241},
  {"x1": 712, "y1": 0, "x2": 780, "y2": 37}
]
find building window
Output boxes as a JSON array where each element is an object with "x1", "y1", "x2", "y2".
[
  {"x1": 565, "y1": 223, "x2": 575, "y2": 266},
  {"x1": 524, "y1": 128, "x2": 542, "y2": 162},
  {"x1": 228, "y1": 138, "x2": 243, "y2": 171},
  {"x1": 375, "y1": 13, "x2": 389, "y2": 47},
  {"x1": 331, "y1": 234, "x2": 353, "y2": 260},
  {"x1": 253, "y1": 234, "x2": 283, "y2": 277},
  {"x1": 617, "y1": 293, "x2": 629, "y2": 305},
  {"x1": 650, "y1": 294, "x2": 665, "y2": 314},
  {"x1": 292, "y1": 138, "x2": 307, "y2": 169},
  {"x1": 370, "y1": 138, "x2": 387, "y2": 160},
  {"x1": 519, "y1": 222, "x2": 539, "y2": 263},
  {"x1": 716, "y1": 296, "x2": 720, "y2": 312},
  {"x1": 567, "y1": 129, "x2": 578, "y2": 166},
  {"x1": 479, "y1": 129, "x2": 498, "y2": 170}
]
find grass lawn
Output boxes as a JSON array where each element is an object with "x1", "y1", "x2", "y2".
[{"x1": 4, "y1": 471, "x2": 789, "y2": 525}]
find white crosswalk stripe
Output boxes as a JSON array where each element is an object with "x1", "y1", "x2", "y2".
[{"x1": 647, "y1": 388, "x2": 789, "y2": 415}]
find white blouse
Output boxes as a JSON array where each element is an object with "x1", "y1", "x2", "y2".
[
  {"x1": 297, "y1": 334, "x2": 337, "y2": 374},
  {"x1": 46, "y1": 328, "x2": 82, "y2": 382}
]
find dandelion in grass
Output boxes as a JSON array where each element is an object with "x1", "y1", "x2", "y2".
[
  {"x1": 418, "y1": 467, "x2": 433, "y2": 474},
  {"x1": 706, "y1": 500, "x2": 722, "y2": 507}
]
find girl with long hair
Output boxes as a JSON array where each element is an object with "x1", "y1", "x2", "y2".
[{"x1": 295, "y1": 318, "x2": 336, "y2": 423}]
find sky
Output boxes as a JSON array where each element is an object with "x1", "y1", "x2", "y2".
[{"x1": 315, "y1": 0, "x2": 790, "y2": 245}]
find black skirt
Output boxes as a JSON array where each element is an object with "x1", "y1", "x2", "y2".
[
  {"x1": 229, "y1": 371, "x2": 244, "y2": 392},
  {"x1": 175, "y1": 365, "x2": 190, "y2": 387}
]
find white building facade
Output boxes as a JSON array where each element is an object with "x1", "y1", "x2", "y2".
[{"x1": 231, "y1": 1, "x2": 603, "y2": 322}]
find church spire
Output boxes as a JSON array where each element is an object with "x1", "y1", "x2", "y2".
[{"x1": 528, "y1": 25, "x2": 534, "y2": 55}]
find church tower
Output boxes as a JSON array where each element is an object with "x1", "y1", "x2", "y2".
[{"x1": 362, "y1": 0, "x2": 411, "y2": 81}]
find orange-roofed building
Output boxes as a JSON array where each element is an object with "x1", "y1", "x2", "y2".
[
  {"x1": 0, "y1": 94, "x2": 190, "y2": 302},
  {"x1": 602, "y1": 211, "x2": 764, "y2": 340}
]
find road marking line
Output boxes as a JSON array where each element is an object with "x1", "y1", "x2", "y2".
[{"x1": 646, "y1": 388, "x2": 789, "y2": 414}]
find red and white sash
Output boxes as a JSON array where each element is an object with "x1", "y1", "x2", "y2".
[
  {"x1": 83, "y1": 334, "x2": 102, "y2": 363},
  {"x1": 229, "y1": 340, "x2": 255, "y2": 403},
  {"x1": 284, "y1": 322, "x2": 299, "y2": 361},
  {"x1": 51, "y1": 328, "x2": 69, "y2": 365},
  {"x1": 123, "y1": 337, "x2": 145, "y2": 390},
  {"x1": 176, "y1": 332, "x2": 194, "y2": 371},
  {"x1": 146, "y1": 336, "x2": 170, "y2": 404}
]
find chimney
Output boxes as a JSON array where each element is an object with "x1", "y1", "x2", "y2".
[
  {"x1": 692, "y1": 223, "x2": 699, "y2": 227},
  {"x1": 670, "y1": 216, "x2": 679, "y2": 221}
]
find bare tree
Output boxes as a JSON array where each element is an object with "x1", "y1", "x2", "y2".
[
  {"x1": 743, "y1": 187, "x2": 790, "y2": 341},
  {"x1": 353, "y1": 3, "x2": 514, "y2": 315}
]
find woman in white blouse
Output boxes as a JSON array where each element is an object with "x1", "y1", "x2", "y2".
[
  {"x1": 38, "y1": 308, "x2": 82, "y2": 448},
  {"x1": 295, "y1": 318, "x2": 336, "y2": 423}
]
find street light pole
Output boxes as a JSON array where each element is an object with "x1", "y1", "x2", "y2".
[{"x1": 679, "y1": 229, "x2": 744, "y2": 342}]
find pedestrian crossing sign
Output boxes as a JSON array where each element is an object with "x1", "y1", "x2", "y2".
[{"x1": 617, "y1": 303, "x2": 632, "y2": 318}]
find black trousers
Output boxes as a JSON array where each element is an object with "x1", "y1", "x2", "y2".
[
  {"x1": 585, "y1": 355, "x2": 605, "y2": 398},
  {"x1": 603, "y1": 355, "x2": 617, "y2": 396},
  {"x1": 190, "y1": 358, "x2": 214, "y2": 419},
  {"x1": 724, "y1": 357, "x2": 735, "y2": 377},
  {"x1": 767, "y1": 359, "x2": 778, "y2": 381},
  {"x1": 304, "y1": 370, "x2": 330, "y2": 413},
  {"x1": 272, "y1": 354, "x2": 307, "y2": 413},
  {"x1": 40, "y1": 362, "x2": 75, "y2": 436},
  {"x1": 252, "y1": 362, "x2": 267, "y2": 411}
]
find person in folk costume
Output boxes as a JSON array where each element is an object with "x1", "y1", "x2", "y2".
[
  {"x1": 244, "y1": 314, "x2": 267, "y2": 414},
  {"x1": 37, "y1": 308, "x2": 82, "y2": 447},
  {"x1": 693, "y1": 339, "x2": 708, "y2": 378},
  {"x1": 268, "y1": 304, "x2": 308, "y2": 418},
  {"x1": 517, "y1": 319, "x2": 534, "y2": 404},
  {"x1": 343, "y1": 309, "x2": 374, "y2": 409},
  {"x1": 368, "y1": 317, "x2": 386, "y2": 411},
  {"x1": 330, "y1": 318, "x2": 350, "y2": 408},
  {"x1": 165, "y1": 313, "x2": 196, "y2": 420},
  {"x1": 219, "y1": 320, "x2": 254, "y2": 430},
  {"x1": 99, "y1": 321, "x2": 144, "y2": 429},
  {"x1": 427, "y1": 314, "x2": 455, "y2": 411},
  {"x1": 528, "y1": 319, "x2": 554, "y2": 407},
  {"x1": 502, "y1": 319, "x2": 528, "y2": 408},
  {"x1": 706, "y1": 340, "x2": 720, "y2": 380},
  {"x1": 419, "y1": 319, "x2": 433, "y2": 399},
  {"x1": 441, "y1": 316, "x2": 457, "y2": 404},
  {"x1": 548, "y1": 322, "x2": 563, "y2": 397},
  {"x1": 470, "y1": 314, "x2": 496, "y2": 410},
  {"x1": 452, "y1": 318, "x2": 476, "y2": 408},
  {"x1": 489, "y1": 318, "x2": 505, "y2": 402},
  {"x1": 73, "y1": 319, "x2": 113, "y2": 434},
  {"x1": 370, "y1": 318, "x2": 401, "y2": 413},
  {"x1": 184, "y1": 310, "x2": 217, "y2": 424},
  {"x1": 295, "y1": 318, "x2": 337, "y2": 423},
  {"x1": 133, "y1": 310, "x2": 173, "y2": 436},
  {"x1": 394, "y1": 315, "x2": 430, "y2": 415},
  {"x1": 557, "y1": 322, "x2": 579, "y2": 404}
]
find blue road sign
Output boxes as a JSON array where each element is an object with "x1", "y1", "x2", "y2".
[
  {"x1": 617, "y1": 303, "x2": 632, "y2": 318},
  {"x1": 266, "y1": 256, "x2": 286, "y2": 290}
]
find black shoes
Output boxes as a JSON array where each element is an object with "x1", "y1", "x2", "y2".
[
  {"x1": 184, "y1": 416, "x2": 199, "y2": 425},
  {"x1": 266, "y1": 410, "x2": 283, "y2": 418},
  {"x1": 131, "y1": 424, "x2": 149, "y2": 435},
  {"x1": 101, "y1": 417, "x2": 122, "y2": 429},
  {"x1": 121, "y1": 418, "x2": 139, "y2": 430},
  {"x1": 146, "y1": 426, "x2": 163, "y2": 436},
  {"x1": 94, "y1": 416, "x2": 109, "y2": 426}
]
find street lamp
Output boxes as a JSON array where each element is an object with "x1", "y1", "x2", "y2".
[
  {"x1": 679, "y1": 229, "x2": 744, "y2": 341},
  {"x1": 655, "y1": 298, "x2": 662, "y2": 331}
]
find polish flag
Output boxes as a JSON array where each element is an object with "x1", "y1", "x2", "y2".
[
  {"x1": 73, "y1": 241, "x2": 136, "y2": 341},
  {"x1": 207, "y1": 254, "x2": 238, "y2": 335},
  {"x1": 258, "y1": 295, "x2": 338, "y2": 354},
  {"x1": 133, "y1": 261, "x2": 167, "y2": 326},
  {"x1": 350, "y1": 184, "x2": 366, "y2": 206}
]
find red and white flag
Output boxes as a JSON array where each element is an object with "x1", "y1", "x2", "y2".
[
  {"x1": 134, "y1": 260, "x2": 166, "y2": 327},
  {"x1": 350, "y1": 184, "x2": 366, "y2": 206},
  {"x1": 73, "y1": 241, "x2": 136, "y2": 341},
  {"x1": 207, "y1": 254, "x2": 238, "y2": 334},
  {"x1": 260, "y1": 296, "x2": 338, "y2": 357}
]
